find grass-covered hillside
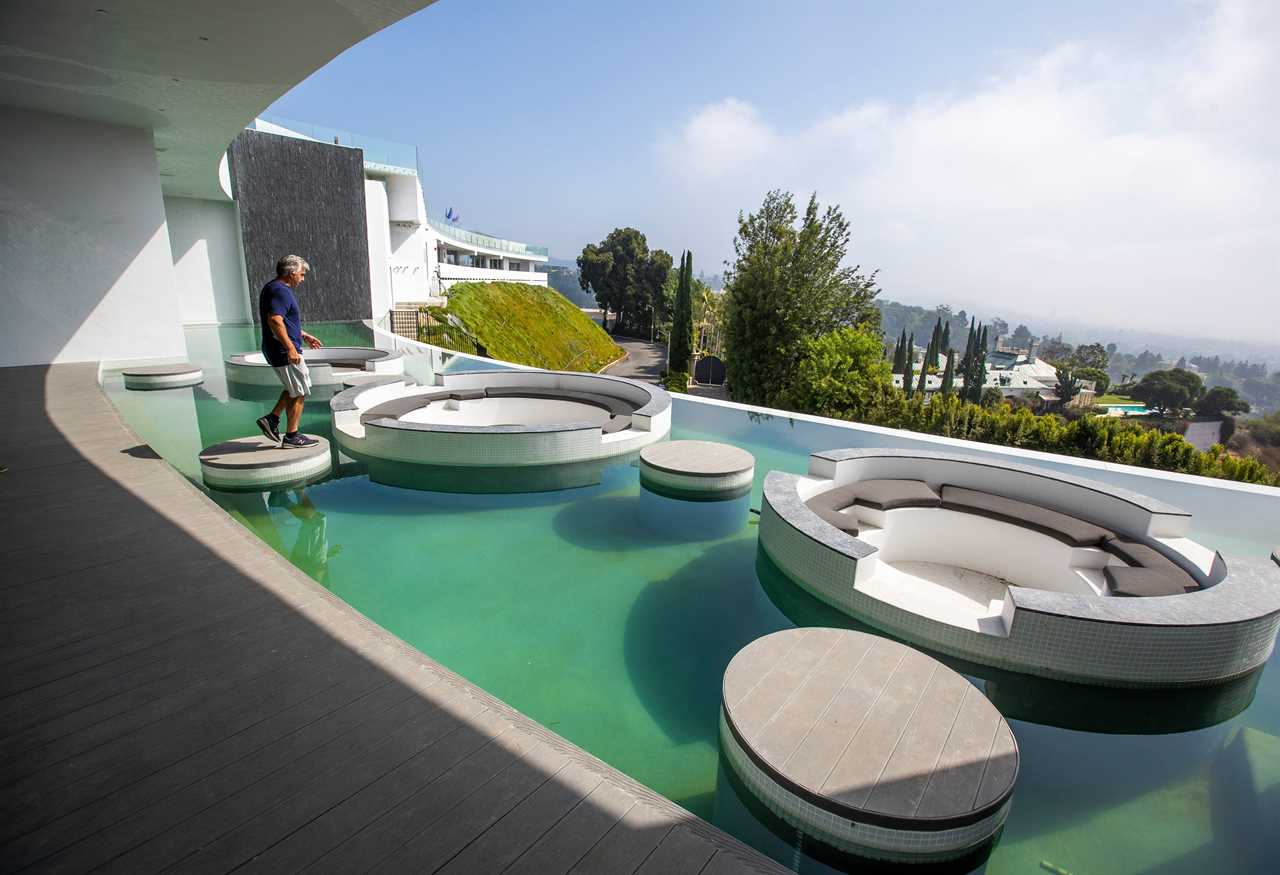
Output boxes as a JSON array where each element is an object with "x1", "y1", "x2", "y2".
[{"x1": 432, "y1": 282, "x2": 623, "y2": 372}]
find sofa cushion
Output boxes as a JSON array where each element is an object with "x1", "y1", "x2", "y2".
[
  {"x1": 485, "y1": 386, "x2": 635, "y2": 416},
  {"x1": 940, "y1": 485, "x2": 1113, "y2": 547},
  {"x1": 1104, "y1": 566, "x2": 1196, "y2": 597},
  {"x1": 805, "y1": 484, "x2": 861, "y2": 514},
  {"x1": 853, "y1": 479, "x2": 941, "y2": 511},
  {"x1": 1102, "y1": 537, "x2": 1194, "y2": 581},
  {"x1": 359, "y1": 392, "x2": 448, "y2": 424},
  {"x1": 448, "y1": 388, "x2": 486, "y2": 401}
]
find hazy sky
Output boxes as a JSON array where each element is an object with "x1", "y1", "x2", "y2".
[{"x1": 271, "y1": 0, "x2": 1278, "y2": 342}]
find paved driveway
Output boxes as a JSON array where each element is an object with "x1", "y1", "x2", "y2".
[{"x1": 604, "y1": 336, "x2": 666, "y2": 383}]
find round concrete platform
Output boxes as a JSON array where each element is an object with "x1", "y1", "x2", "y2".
[
  {"x1": 721, "y1": 628, "x2": 1018, "y2": 862},
  {"x1": 341, "y1": 373, "x2": 415, "y2": 389},
  {"x1": 199, "y1": 435, "x2": 331, "y2": 490},
  {"x1": 122, "y1": 362, "x2": 204, "y2": 390},
  {"x1": 639, "y1": 440, "x2": 754, "y2": 501}
]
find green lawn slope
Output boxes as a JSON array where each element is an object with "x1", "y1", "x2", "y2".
[{"x1": 439, "y1": 281, "x2": 623, "y2": 372}]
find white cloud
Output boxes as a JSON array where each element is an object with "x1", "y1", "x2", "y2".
[{"x1": 657, "y1": 0, "x2": 1279, "y2": 343}]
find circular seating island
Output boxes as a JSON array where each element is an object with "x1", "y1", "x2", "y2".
[
  {"x1": 721, "y1": 628, "x2": 1017, "y2": 863},
  {"x1": 639, "y1": 440, "x2": 754, "y2": 501},
  {"x1": 758, "y1": 449, "x2": 1280, "y2": 688},
  {"x1": 329, "y1": 370, "x2": 671, "y2": 492},
  {"x1": 225, "y1": 347, "x2": 404, "y2": 390},
  {"x1": 198, "y1": 435, "x2": 331, "y2": 490},
  {"x1": 121, "y1": 362, "x2": 204, "y2": 390}
]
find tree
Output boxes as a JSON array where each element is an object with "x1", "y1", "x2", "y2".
[
  {"x1": 1055, "y1": 367, "x2": 1083, "y2": 409},
  {"x1": 723, "y1": 190, "x2": 881, "y2": 406},
  {"x1": 916, "y1": 353, "x2": 929, "y2": 396},
  {"x1": 940, "y1": 350, "x2": 956, "y2": 395},
  {"x1": 1074, "y1": 366, "x2": 1110, "y2": 395},
  {"x1": 1130, "y1": 368, "x2": 1204, "y2": 416},
  {"x1": 577, "y1": 228, "x2": 670, "y2": 335},
  {"x1": 1038, "y1": 334, "x2": 1073, "y2": 365},
  {"x1": 1010, "y1": 324, "x2": 1034, "y2": 350},
  {"x1": 669, "y1": 251, "x2": 695, "y2": 374},
  {"x1": 891, "y1": 329, "x2": 907, "y2": 372},
  {"x1": 940, "y1": 321, "x2": 951, "y2": 356},
  {"x1": 1071, "y1": 342, "x2": 1110, "y2": 371},
  {"x1": 1195, "y1": 386, "x2": 1250, "y2": 418},
  {"x1": 778, "y1": 326, "x2": 894, "y2": 420},
  {"x1": 903, "y1": 333, "x2": 915, "y2": 399}
]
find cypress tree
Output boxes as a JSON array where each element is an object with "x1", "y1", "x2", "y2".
[
  {"x1": 669, "y1": 251, "x2": 694, "y2": 374},
  {"x1": 941, "y1": 349, "x2": 956, "y2": 395},
  {"x1": 903, "y1": 333, "x2": 915, "y2": 399},
  {"x1": 916, "y1": 356, "x2": 929, "y2": 396},
  {"x1": 941, "y1": 321, "x2": 951, "y2": 356},
  {"x1": 929, "y1": 319, "x2": 943, "y2": 369},
  {"x1": 891, "y1": 331, "x2": 905, "y2": 372}
]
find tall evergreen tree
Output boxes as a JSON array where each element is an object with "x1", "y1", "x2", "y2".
[
  {"x1": 940, "y1": 349, "x2": 956, "y2": 395},
  {"x1": 929, "y1": 318, "x2": 943, "y2": 369},
  {"x1": 940, "y1": 321, "x2": 951, "y2": 357},
  {"x1": 669, "y1": 250, "x2": 695, "y2": 374},
  {"x1": 891, "y1": 329, "x2": 906, "y2": 372},
  {"x1": 903, "y1": 333, "x2": 915, "y2": 399},
  {"x1": 916, "y1": 355, "x2": 929, "y2": 396}
]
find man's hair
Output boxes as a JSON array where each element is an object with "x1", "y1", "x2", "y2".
[{"x1": 276, "y1": 255, "x2": 311, "y2": 278}]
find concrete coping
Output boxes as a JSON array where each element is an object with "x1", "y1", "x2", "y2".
[
  {"x1": 121, "y1": 361, "x2": 205, "y2": 390},
  {"x1": 722, "y1": 628, "x2": 1017, "y2": 832},
  {"x1": 764, "y1": 468, "x2": 1280, "y2": 628}
]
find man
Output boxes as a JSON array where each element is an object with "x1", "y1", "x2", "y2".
[{"x1": 255, "y1": 255, "x2": 323, "y2": 448}]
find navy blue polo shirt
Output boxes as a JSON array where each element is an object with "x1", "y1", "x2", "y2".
[{"x1": 259, "y1": 279, "x2": 303, "y2": 367}]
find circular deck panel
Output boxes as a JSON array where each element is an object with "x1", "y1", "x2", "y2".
[
  {"x1": 721, "y1": 628, "x2": 1018, "y2": 862},
  {"x1": 639, "y1": 440, "x2": 754, "y2": 500},
  {"x1": 199, "y1": 435, "x2": 331, "y2": 490},
  {"x1": 122, "y1": 362, "x2": 204, "y2": 390}
]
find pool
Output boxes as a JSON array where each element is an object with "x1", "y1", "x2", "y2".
[
  {"x1": 102, "y1": 323, "x2": 1280, "y2": 874},
  {"x1": 1101, "y1": 403, "x2": 1149, "y2": 415}
]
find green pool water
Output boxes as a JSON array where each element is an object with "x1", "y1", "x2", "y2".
[{"x1": 102, "y1": 324, "x2": 1280, "y2": 874}]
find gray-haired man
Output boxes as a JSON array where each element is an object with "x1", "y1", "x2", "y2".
[{"x1": 255, "y1": 255, "x2": 322, "y2": 448}]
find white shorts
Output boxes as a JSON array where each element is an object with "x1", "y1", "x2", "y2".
[{"x1": 273, "y1": 360, "x2": 312, "y2": 398}]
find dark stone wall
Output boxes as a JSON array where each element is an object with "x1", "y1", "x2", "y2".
[{"x1": 228, "y1": 129, "x2": 371, "y2": 323}]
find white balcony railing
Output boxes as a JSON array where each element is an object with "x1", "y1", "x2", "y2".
[{"x1": 438, "y1": 264, "x2": 549, "y2": 286}]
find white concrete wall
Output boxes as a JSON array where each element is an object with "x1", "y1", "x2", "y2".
[
  {"x1": 385, "y1": 174, "x2": 425, "y2": 224},
  {"x1": 163, "y1": 196, "x2": 250, "y2": 324},
  {"x1": 0, "y1": 107, "x2": 186, "y2": 367},
  {"x1": 364, "y1": 179, "x2": 394, "y2": 321}
]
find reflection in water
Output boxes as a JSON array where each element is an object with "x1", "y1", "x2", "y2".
[
  {"x1": 713, "y1": 752, "x2": 996, "y2": 874},
  {"x1": 270, "y1": 488, "x2": 340, "y2": 585},
  {"x1": 637, "y1": 488, "x2": 751, "y2": 540}
]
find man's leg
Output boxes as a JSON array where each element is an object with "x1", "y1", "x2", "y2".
[
  {"x1": 256, "y1": 389, "x2": 288, "y2": 445},
  {"x1": 271, "y1": 390, "x2": 289, "y2": 418},
  {"x1": 285, "y1": 393, "x2": 305, "y2": 435}
]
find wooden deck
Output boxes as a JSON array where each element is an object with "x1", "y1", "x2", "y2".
[{"x1": 0, "y1": 363, "x2": 788, "y2": 875}]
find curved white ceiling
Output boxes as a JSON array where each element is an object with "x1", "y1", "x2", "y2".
[{"x1": 0, "y1": 1, "x2": 436, "y2": 199}]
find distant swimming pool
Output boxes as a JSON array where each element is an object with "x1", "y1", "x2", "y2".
[
  {"x1": 1102, "y1": 403, "x2": 1149, "y2": 413},
  {"x1": 101, "y1": 323, "x2": 1280, "y2": 874}
]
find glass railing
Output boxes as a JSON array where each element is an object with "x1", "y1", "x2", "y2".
[
  {"x1": 256, "y1": 115, "x2": 419, "y2": 172},
  {"x1": 427, "y1": 215, "x2": 550, "y2": 258}
]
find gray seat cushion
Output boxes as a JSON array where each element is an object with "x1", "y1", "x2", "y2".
[
  {"x1": 804, "y1": 484, "x2": 861, "y2": 535},
  {"x1": 940, "y1": 485, "x2": 1113, "y2": 547},
  {"x1": 1102, "y1": 537, "x2": 1196, "y2": 583},
  {"x1": 854, "y1": 479, "x2": 941, "y2": 511},
  {"x1": 485, "y1": 386, "x2": 635, "y2": 416},
  {"x1": 1104, "y1": 566, "x2": 1197, "y2": 597},
  {"x1": 359, "y1": 392, "x2": 450, "y2": 424},
  {"x1": 448, "y1": 388, "x2": 485, "y2": 401}
]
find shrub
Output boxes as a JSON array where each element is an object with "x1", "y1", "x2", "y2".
[{"x1": 662, "y1": 370, "x2": 690, "y2": 393}]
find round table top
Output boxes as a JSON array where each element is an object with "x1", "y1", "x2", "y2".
[
  {"x1": 640, "y1": 440, "x2": 754, "y2": 477},
  {"x1": 199, "y1": 435, "x2": 329, "y2": 469},
  {"x1": 722, "y1": 628, "x2": 1018, "y2": 830},
  {"x1": 121, "y1": 362, "x2": 202, "y2": 376}
]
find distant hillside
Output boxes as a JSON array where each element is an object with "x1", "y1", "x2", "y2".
[
  {"x1": 441, "y1": 281, "x2": 622, "y2": 371},
  {"x1": 536, "y1": 263, "x2": 596, "y2": 308}
]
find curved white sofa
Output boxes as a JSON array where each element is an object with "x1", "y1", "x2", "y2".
[
  {"x1": 759, "y1": 449, "x2": 1280, "y2": 688},
  {"x1": 329, "y1": 370, "x2": 671, "y2": 490},
  {"x1": 225, "y1": 347, "x2": 404, "y2": 389}
]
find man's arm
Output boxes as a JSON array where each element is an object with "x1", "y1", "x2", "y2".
[
  {"x1": 301, "y1": 330, "x2": 323, "y2": 349},
  {"x1": 267, "y1": 314, "x2": 301, "y2": 364}
]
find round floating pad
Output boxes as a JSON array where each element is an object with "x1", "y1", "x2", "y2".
[
  {"x1": 721, "y1": 628, "x2": 1018, "y2": 862},
  {"x1": 639, "y1": 440, "x2": 754, "y2": 501},
  {"x1": 122, "y1": 362, "x2": 204, "y2": 390},
  {"x1": 199, "y1": 435, "x2": 331, "y2": 491}
]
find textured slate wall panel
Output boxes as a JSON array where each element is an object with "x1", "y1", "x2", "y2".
[{"x1": 228, "y1": 129, "x2": 371, "y2": 323}]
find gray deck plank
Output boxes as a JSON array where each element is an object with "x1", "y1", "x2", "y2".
[{"x1": 0, "y1": 363, "x2": 786, "y2": 875}]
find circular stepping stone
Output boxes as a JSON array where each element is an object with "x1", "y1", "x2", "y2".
[
  {"x1": 122, "y1": 362, "x2": 203, "y2": 390},
  {"x1": 199, "y1": 435, "x2": 331, "y2": 491},
  {"x1": 721, "y1": 628, "x2": 1018, "y2": 862},
  {"x1": 639, "y1": 440, "x2": 754, "y2": 501}
]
